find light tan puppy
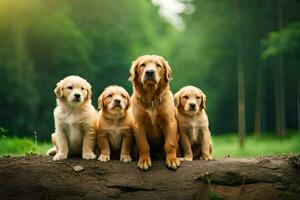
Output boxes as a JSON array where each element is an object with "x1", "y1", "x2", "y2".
[
  {"x1": 47, "y1": 75, "x2": 97, "y2": 161},
  {"x1": 174, "y1": 86, "x2": 212, "y2": 161},
  {"x1": 129, "y1": 55, "x2": 180, "y2": 170},
  {"x1": 96, "y1": 86, "x2": 134, "y2": 163}
]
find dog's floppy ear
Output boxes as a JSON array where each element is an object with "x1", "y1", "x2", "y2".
[
  {"x1": 97, "y1": 93, "x2": 105, "y2": 110},
  {"x1": 125, "y1": 92, "x2": 131, "y2": 110},
  {"x1": 129, "y1": 59, "x2": 139, "y2": 81},
  {"x1": 162, "y1": 58, "x2": 173, "y2": 81},
  {"x1": 174, "y1": 90, "x2": 181, "y2": 108},
  {"x1": 54, "y1": 79, "x2": 64, "y2": 98},
  {"x1": 201, "y1": 93, "x2": 207, "y2": 110},
  {"x1": 85, "y1": 81, "x2": 92, "y2": 100}
]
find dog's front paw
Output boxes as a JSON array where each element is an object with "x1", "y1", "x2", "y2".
[
  {"x1": 201, "y1": 154, "x2": 212, "y2": 161},
  {"x1": 53, "y1": 153, "x2": 67, "y2": 161},
  {"x1": 98, "y1": 154, "x2": 110, "y2": 162},
  {"x1": 82, "y1": 152, "x2": 96, "y2": 160},
  {"x1": 166, "y1": 157, "x2": 181, "y2": 170},
  {"x1": 138, "y1": 155, "x2": 152, "y2": 171},
  {"x1": 120, "y1": 154, "x2": 132, "y2": 163},
  {"x1": 179, "y1": 157, "x2": 193, "y2": 162}
]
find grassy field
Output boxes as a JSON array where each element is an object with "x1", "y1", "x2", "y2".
[
  {"x1": 0, "y1": 132, "x2": 299, "y2": 158},
  {"x1": 212, "y1": 132, "x2": 300, "y2": 158}
]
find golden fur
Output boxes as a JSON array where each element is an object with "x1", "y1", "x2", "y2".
[
  {"x1": 96, "y1": 86, "x2": 134, "y2": 162},
  {"x1": 47, "y1": 75, "x2": 97, "y2": 161},
  {"x1": 129, "y1": 55, "x2": 180, "y2": 170},
  {"x1": 174, "y1": 86, "x2": 212, "y2": 161}
]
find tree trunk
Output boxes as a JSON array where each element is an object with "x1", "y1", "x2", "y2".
[
  {"x1": 275, "y1": 0, "x2": 286, "y2": 136},
  {"x1": 254, "y1": 65, "x2": 263, "y2": 136},
  {"x1": 234, "y1": 0, "x2": 246, "y2": 147},
  {"x1": 298, "y1": 71, "x2": 300, "y2": 134},
  {"x1": 0, "y1": 155, "x2": 299, "y2": 200}
]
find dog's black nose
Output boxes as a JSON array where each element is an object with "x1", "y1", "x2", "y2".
[
  {"x1": 74, "y1": 94, "x2": 81, "y2": 99},
  {"x1": 189, "y1": 103, "x2": 196, "y2": 108},
  {"x1": 145, "y1": 70, "x2": 155, "y2": 77},
  {"x1": 114, "y1": 99, "x2": 121, "y2": 104}
]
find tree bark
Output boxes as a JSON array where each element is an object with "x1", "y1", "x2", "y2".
[
  {"x1": 234, "y1": 0, "x2": 246, "y2": 147},
  {"x1": 275, "y1": 0, "x2": 286, "y2": 136},
  {"x1": 0, "y1": 155, "x2": 299, "y2": 200},
  {"x1": 298, "y1": 71, "x2": 300, "y2": 134}
]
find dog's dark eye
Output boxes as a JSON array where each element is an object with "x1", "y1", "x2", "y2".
[
  {"x1": 140, "y1": 63, "x2": 145, "y2": 68},
  {"x1": 81, "y1": 87, "x2": 84, "y2": 90},
  {"x1": 107, "y1": 94, "x2": 113, "y2": 98},
  {"x1": 121, "y1": 94, "x2": 126, "y2": 98},
  {"x1": 196, "y1": 96, "x2": 201, "y2": 99},
  {"x1": 67, "y1": 86, "x2": 73, "y2": 90},
  {"x1": 156, "y1": 64, "x2": 162, "y2": 68},
  {"x1": 183, "y1": 95, "x2": 189, "y2": 99}
]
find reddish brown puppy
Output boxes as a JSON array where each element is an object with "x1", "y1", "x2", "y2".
[
  {"x1": 129, "y1": 55, "x2": 180, "y2": 170},
  {"x1": 174, "y1": 86, "x2": 212, "y2": 161},
  {"x1": 96, "y1": 86, "x2": 134, "y2": 163}
]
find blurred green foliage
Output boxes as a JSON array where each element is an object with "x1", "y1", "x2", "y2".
[{"x1": 0, "y1": 0, "x2": 299, "y2": 141}]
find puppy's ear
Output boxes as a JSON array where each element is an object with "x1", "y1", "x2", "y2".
[
  {"x1": 162, "y1": 59, "x2": 173, "y2": 81},
  {"x1": 129, "y1": 59, "x2": 139, "y2": 81},
  {"x1": 97, "y1": 93, "x2": 104, "y2": 110},
  {"x1": 85, "y1": 81, "x2": 92, "y2": 100},
  {"x1": 201, "y1": 93, "x2": 207, "y2": 110},
  {"x1": 54, "y1": 80, "x2": 64, "y2": 98},
  {"x1": 174, "y1": 91, "x2": 180, "y2": 108},
  {"x1": 125, "y1": 93, "x2": 131, "y2": 110}
]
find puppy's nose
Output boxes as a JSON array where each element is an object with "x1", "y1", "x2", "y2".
[
  {"x1": 145, "y1": 70, "x2": 155, "y2": 77},
  {"x1": 114, "y1": 99, "x2": 121, "y2": 104},
  {"x1": 189, "y1": 103, "x2": 196, "y2": 108},
  {"x1": 74, "y1": 94, "x2": 81, "y2": 99}
]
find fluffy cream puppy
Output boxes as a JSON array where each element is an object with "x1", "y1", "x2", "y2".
[
  {"x1": 96, "y1": 86, "x2": 134, "y2": 163},
  {"x1": 174, "y1": 86, "x2": 212, "y2": 161},
  {"x1": 47, "y1": 75, "x2": 97, "y2": 161}
]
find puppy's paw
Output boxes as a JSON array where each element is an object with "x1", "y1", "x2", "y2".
[
  {"x1": 82, "y1": 152, "x2": 96, "y2": 160},
  {"x1": 201, "y1": 155, "x2": 212, "y2": 161},
  {"x1": 166, "y1": 158, "x2": 181, "y2": 170},
  {"x1": 179, "y1": 157, "x2": 193, "y2": 161},
  {"x1": 98, "y1": 154, "x2": 110, "y2": 162},
  {"x1": 120, "y1": 154, "x2": 132, "y2": 163},
  {"x1": 53, "y1": 153, "x2": 67, "y2": 161},
  {"x1": 137, "y1": 155, "x2": 152, "y2": 171}
]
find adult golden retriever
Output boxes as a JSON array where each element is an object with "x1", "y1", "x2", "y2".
[
  {"x1": 129, "y1": 55, "x2": 180, "y2": 170},
  {"x1": 47, "y1": 75, "x2": 97, "y2": 161},
  {"x1": 174, "y1": 86, "x2": 212, "y2": 161},
  {"x1": 96, "y1": 85, "x2": 134, "y2": 163}
]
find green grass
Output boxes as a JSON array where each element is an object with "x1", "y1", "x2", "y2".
[
  {"x1": 212, "y1": 132, "x2": 300, "y2": 158},
  {"x1": 0, "y1": 132, "x2": 299, "y2": 158},
  {"x1": 0, "y1": 136, "x2": 51, "y2": 156}
]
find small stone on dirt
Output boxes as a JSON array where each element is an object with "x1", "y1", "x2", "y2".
[{"x1": 73, "y1": 165, "x2": 84, "y2": 172}]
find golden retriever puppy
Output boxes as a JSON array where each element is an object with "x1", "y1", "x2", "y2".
[
  {"x1": 174, "y1": 86, "x2": 212, "y2": 161},
  {"x1": 96, "y1": 86, "x2": 134, "y2": 163},
  {"x1": 47, "y1": 75, "x2": 97, "y2": 161},
  {"x1": 129, "y1": 55, "x2": 180, "y2": 170}
]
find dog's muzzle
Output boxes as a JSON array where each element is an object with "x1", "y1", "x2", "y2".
[
  {"x1": 143, "y1": 69, "x2": 156, "y2": 82},
  {"x1": 73, "y1": 93, "x2": 81, "y2": 102},
  {"x1": 189, "y1": 103, "x2": 196, "y2": 111},
  {"x1": 112, "y1": 99, "x2": 123, "y2": 109}
]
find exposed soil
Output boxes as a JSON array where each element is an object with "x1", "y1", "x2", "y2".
[{"x1": 0, "y1": 154, "x2": 299, "y2": 200}]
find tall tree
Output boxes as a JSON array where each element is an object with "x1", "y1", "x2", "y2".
[
  {"x1": 275, "y1": 0, "x2": 286, "y2": 136},
  {"x1": 234, "y1": 0, "x2": 246, "y2": 147}
]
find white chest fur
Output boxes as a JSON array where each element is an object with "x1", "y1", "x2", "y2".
[
  {"x1": 145, "y1": 107, "x2": 157, "y2": 125},
  {"x1": 58, "y1": 122, "x2": 84, "y2": 155},
  {"x1": 189, "y1": 121, "x2": 198, "y2": 143}
]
